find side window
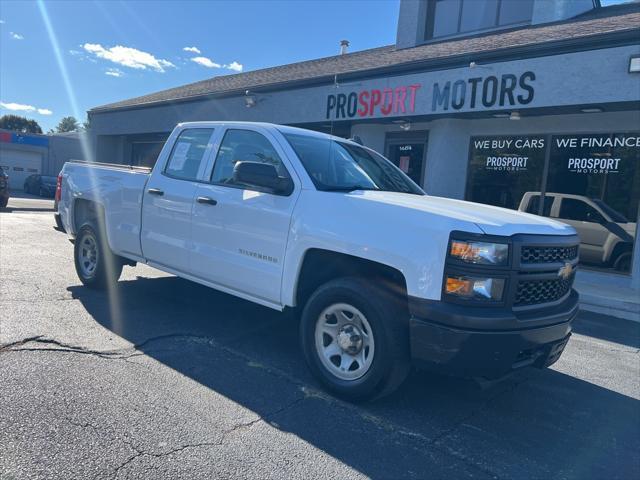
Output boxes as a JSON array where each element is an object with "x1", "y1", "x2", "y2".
[
  {"x1": 525, "y1": 195, "x2": 553, "y2": 216},
  {"x1": 559, "y1": 198, "x2": 604, "y2": 223},
  {"x1": 211, "y1": 129, "x2": 289, "y2": 186},
  {"x1": 164, "y1": 129, "x2": 214, "y2": 181}
]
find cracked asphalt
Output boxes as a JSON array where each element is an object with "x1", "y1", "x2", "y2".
[{"x1": 1, "y1": 211, "x2": 639, "y2": 480}]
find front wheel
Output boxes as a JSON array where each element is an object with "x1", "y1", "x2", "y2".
[
  {"x1": 74, "y1": 224, "x2": 123, "y2": 289},
  {"x1": 300, "y1": 277, "x2": 410, "y2": 402}
]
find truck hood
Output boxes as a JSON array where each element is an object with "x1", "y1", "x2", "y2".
[{"x1": 355, "y1": 191, "x2": 576, "y2": 237}]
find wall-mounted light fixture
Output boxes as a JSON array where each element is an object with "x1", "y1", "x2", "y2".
[
  {"x1": 244, "y1": 90, "x2": 257, "y2": 108},
  {"x1": 392, "y1": 119, "x2": 412, "y2": 131},
  {"x1": 509, "y1": 111, "x2": 521, "y2": 121},
  {"x1": 580, "y1": 107, "x2": 604, "y2": 113},
  {"x1": 492, "y1": 112, "x2": 510, "y2": 118},
  {"x1": 629, "y1": 55, "x2": 640, "y2": 73}
]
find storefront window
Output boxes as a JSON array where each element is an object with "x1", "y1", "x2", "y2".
[
  {"x1": 466, "y1": 132, "x2": 640, "y2": 274},
  {"x1": 545, "y1": 133, "x2": 639, "y2": 273},
  {"x1": 465, "y1": 135, "x2": 546, "y2": 210}
]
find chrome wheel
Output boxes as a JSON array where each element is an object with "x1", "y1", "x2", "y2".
[
  {"x1": 78, "y1": 233, "x2": 98, "y2": 278},
  {"x1": 314, "y1": 303, "x2": 375, "y2": 381}
]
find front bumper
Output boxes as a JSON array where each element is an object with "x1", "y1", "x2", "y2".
[{"x1": 409, "y1": 290, "x2": 579, "y2": 378}]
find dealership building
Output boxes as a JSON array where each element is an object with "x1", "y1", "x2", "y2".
[{"x1": 88, "y1": 0, "x2": 640, "y2": 318}]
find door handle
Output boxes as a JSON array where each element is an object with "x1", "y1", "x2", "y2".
[
  {"x1": 196, "y1": 196, "x2": 217, "y2": 206},
  {"x1": 148, "y1": 188, "x2": 164, "y2": 196}
]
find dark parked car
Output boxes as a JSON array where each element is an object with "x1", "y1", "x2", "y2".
[
  {"x1": 0, "y1": 170, "x2": 9, "y2": 208},
  {"x1": 24, "y1": 174, "x2": 57, "y2": 197}
]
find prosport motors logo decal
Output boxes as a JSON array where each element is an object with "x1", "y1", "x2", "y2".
[{"x1": 567, "y1": 157, "x2": 621, "y2": 174}]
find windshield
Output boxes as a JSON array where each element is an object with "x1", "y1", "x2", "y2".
[
  {"x1": 283, "y1": 133, "x2": 424, "y2": 195},
  {"x1": 592, "y1": 198, "x2": 629, "y2": 223}
]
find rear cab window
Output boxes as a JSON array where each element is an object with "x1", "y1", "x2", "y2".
[{"x1": 164, "y1": 129, "x2": 215, "y2": 181}]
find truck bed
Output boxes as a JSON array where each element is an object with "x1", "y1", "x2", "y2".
[{"x1": 60, "y1": 160, "x2": 151, "y2": 259}]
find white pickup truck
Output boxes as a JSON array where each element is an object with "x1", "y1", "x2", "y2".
[{"x1": 58, "y1": 122, "x2": 580, "y2": 401}]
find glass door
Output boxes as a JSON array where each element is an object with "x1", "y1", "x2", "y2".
[{"x1": 385, "y1": 133, "x2": 428, "y2": 186}]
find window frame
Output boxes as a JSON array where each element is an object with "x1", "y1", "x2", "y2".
[
  {"x1": 162, "y1": 127, "x2": 217, "y2": 183},
  {"x1": 206, "y1": 127, "x2": 296, "y2": 197},
  {"x1": 425, "y1": 0, "x2": 534, "y2": 42}
]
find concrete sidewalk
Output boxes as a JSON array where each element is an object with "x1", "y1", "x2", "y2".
[
  {"x1": 576, "y1": 275, "x2": 640, "y2": 322},
  {"x1": 2, "y1": 191, "x2": 54, "y2": 212}
]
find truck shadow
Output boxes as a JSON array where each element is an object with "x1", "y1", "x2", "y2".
[{"x1": 67, "y1": 275, "x2": 640, "y2": 479}]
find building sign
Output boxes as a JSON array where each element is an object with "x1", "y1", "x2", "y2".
[
  {"x1": 326, "y1": 84, "x2": 422, "y2": 119},
  {"x1": 325, "y1": 71, "x2": 536, "y2": 120},
  {"x1": 432, "y1": 72, "x2": 535, "y2": 112},
  {"x1": 0, "y1": 131, "x2": 49, "y2": 147}
]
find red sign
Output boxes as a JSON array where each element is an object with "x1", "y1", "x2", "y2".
[{"x1": 326, "y1": 84, "x2": 421, "y2": 120}]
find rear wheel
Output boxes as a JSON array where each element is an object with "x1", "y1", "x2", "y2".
[
  {"x1": 613, "y1": 252, "x2": 632, "y2": 273},
  {"x1": 300, "y1": 277, "x2": 410, "y2": 402},
  {"x1": 74, "y1": 224, "x2": 122, "y2": 289}
]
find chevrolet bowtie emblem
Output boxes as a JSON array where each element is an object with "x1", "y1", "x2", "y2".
[{"x1": 558, "y1": 262, "x2": 574, "y2": 280}]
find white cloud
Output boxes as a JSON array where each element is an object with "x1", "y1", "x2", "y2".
[
  {"x1": 183, "y1": 46, "x2": 201, "y2": 54},
  {"x1": 69, "y1": 49, "x2": 82, "y2": 56},
  {"x1": 82, "y1": 43, "x2": 175, "y2": 72},
  {"x1": 225, "y1": 61, "x2": 243, "y2": 72},
  {"x1": 1, "y1": 102, "x2": 35, "y2": 112},
  {"x1": 105, "y1": 68, "x2": 124, "y2": 77},
  {"x1": 10, "y1": 32, "x2": 24, "y2": 40},
  {"x1": 0, "y1": 101, "x2": 52, "y2": 115},
  {"x1": 191, "y1": 56, "x2": 221, "y2": 69},
  {"x1": 0, "y1": 20, "x2": 5, "y2": 24}
]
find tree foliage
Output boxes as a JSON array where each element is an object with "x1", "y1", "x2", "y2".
[
  {"x1": 55, "y1": 116, "x2": 80, "y2": 133},
  {"x1": 0, "y1": 114, "x2": 43, "y2": 134}
]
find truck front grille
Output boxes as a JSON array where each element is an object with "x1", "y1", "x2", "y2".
[
  {"x1": 515, "y1": 274, "x2": 574, "y2": 306},
  {"x1": 521, "y1": 245, "x2": 578, "y2": 264}
]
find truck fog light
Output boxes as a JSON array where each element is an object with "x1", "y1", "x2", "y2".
[{"x1": 445, "y1": 276, "x2": 505, "y2": 301}]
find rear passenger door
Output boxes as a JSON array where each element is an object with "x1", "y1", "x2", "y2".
[
  {"x1": 190, "y1": 127, "x2": 299, "y2": 307},
  {"x1": 141, "y1": 128, "x2": 216, "y2": 273}
]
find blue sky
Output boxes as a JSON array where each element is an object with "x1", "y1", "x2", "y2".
[
  {"x1": 0, "y1": 0, "x2": 632, "y2": 132},
  {"x1": 0, "y1": 0, "x2": 399, "y2": 131}
]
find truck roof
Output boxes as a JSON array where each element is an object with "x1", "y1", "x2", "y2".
[{"x1": 176, "y1": 121, "x2": 364, "y2": 146}]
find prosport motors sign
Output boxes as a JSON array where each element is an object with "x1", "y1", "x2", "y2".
[
  {"x1": 553, "y1": 134, "x2": 640, "y2": 174},
  {"x1": 325, "y1": 71, "x2": 536, "y2": 120}
]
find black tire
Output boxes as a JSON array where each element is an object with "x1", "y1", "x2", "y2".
[
  {"x1": 74, "y1": 224, "x2": 123, "y2": 289},
  {"x1": 300, "y1": 277, "x2": 410, "y2": 402},
  {"x1": 613, "y1": 252, "x2": 632, "y2": 273}
]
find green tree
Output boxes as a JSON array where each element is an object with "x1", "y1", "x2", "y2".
[
  {"x1": 0, "y1": 114, "x2": 43, "y2": 134},
  {"x1": 82, "y1": 115, "x2": 91, "y2": 131},
  {"x1": 55, "y1": 116, "x2": 79, "y2": 133}
]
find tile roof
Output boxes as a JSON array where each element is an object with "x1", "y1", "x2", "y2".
[{"x1": 92, "y1": 3, "x2": 640, "y2": 113}]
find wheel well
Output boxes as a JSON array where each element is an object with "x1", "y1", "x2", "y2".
[
  {"x1": 73, "y1": 199, "x2": 104, "y2": 233},
  {"x1": 295, "y1": 249, "x2": 408, "y2": 309},
  {"x1": 611, "y1": 242, "x2": 633, "y2": 263}
]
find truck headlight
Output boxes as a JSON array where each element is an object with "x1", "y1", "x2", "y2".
[
  {"x1": 445, "y1": 275, "x2": 505, "y2": 301},
  {"x1": 449, "y1": 240, "x2": 509, "y2": 266}
]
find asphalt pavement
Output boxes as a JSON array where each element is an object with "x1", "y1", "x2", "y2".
[{"x1": 1, "y1": 211, "x2": 639, "y2": 479}]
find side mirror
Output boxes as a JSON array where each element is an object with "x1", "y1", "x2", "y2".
[{"x1": 233, "y1": 161, "x2": 293, "y2": 195}]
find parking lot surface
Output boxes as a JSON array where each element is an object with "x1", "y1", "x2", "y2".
[{"x1": 1, "y1": 211, "x2": 639, "y2": 479}]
